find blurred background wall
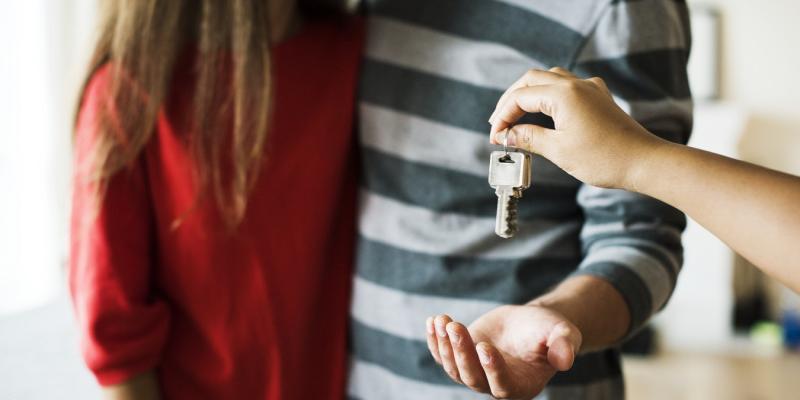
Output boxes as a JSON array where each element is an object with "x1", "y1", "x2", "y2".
[
  {"x1": 653, "y1": 0, "x2": 800, "y2": 353},
  {"x1": 0, "y1": 1, "x2": 100, "y2": 398},
  {"x1": 628, "y1": 1, "x2": 800, "y2": 398},
  {"x1": 0, "y1": 0, "x2": 95, "y2": 315},
  {"x1": 703, "y1": 0, "x2": 800, "y2": 175}
]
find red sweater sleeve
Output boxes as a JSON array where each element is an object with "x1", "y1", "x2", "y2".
[{"x1": 69, "y1": 66, "x2": 171, "y2": 386}]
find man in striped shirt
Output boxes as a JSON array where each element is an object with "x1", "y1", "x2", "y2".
[{"x1": 349, "y1": 1, "x2": 692, "y2": 399}]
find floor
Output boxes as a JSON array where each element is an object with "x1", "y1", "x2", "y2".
[
  {"x1": 0, "y1": 291, "x2": 100, "y2": 399},
  {"x1": 624, "y1": 351, "x2": 800, "y2": 400}
]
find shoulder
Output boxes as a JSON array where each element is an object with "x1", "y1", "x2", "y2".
[
  {"x1": 74, "y1": 63, "x2": 115, "y2": 154},
  {"x1": 77, "y1": 63, "x2": 113, "y2": 121},
  {"x1": 77, "y1": 62, "x2": 147, "y2": 132}
]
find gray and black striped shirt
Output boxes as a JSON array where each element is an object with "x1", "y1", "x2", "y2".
[{"x1": 349, "y1": 1, "x2": 692, "y2": 399}]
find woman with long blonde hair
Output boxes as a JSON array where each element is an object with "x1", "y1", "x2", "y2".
[{"x1": 70, "y1": 1, "x2": 362, "y2": 398}]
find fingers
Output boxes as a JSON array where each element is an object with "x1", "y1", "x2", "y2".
[
  {"x1": 548, "y1": 66, "x2": 577, "y2": 78},
  {"x1": 489, "y1": 85, "x2": 560, "y2": 137},
  {"x1": 446, "y1": 322, "x2": 489, "y2": 392},
  {"x1": 550, "y1": 67, "x2": 609, "y2": 97},
  {"x1": 585, "y1": 76, "x2": 610, "y2": 93},
  {"x1": 546, "y1": 321, "x2": 582, "y2": 372},
  {"x1": 428, "y1": 316, "x2": 492, "y2": 392},
  {"x1": 434, "y1": 315, "x2": 461, "y2": 383},
  {"x1": 476, "y1": 342, "x2": 516, "y2": 399},
  {"x1": 492, "y1": 123, "x2": 555, "y2": 156},
  {"x1": 547, "y1": 336, "x2": 576, "y2": 372},
  {"x1": 489, "y1": 68, "x2": 569, "y2": 126},
  {"x1": 426, "y1": 317, "x2": 442, "y2": 364},
  {"x1": 489, "y1": 68, "x2": 610, "y2": 145}
]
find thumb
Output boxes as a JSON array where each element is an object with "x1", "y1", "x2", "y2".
[
  {"x1": 492, "y1": 124, "x2": 555, "y2": 155},
  {"x1": 545, "y1": 321, "x2": 582, "y2": 371}
]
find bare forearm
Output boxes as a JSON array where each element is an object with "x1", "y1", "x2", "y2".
[
  {"x1": 529, "y1": 275, "x2": 629, "y2": 352},
  {"x1": 633, "y1": 141, "x2": 800, "y2": 292},
  {"x1": 103, "y1": 371, "x2": 160, "y2": 400}
]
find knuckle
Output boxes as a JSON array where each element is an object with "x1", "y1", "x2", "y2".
[
  {"x1": 511, "y1": 128, "x2": 529, "y2": 148},
  {"x1": 466, "y1": 382, "x2": 489, "y2": 393},
  {"x1": 510, "y1": 86, "x2": 528, "y2": 99},
  {"x1": 554, "y1": 319, "x2": 573, "y2": 332},
  {"x1": 588, "y1": 76, "x2": 609, "y2": 91},
  {"x1": 461, "y1": 375, "x2": 477, "y2": 387},
  {"x1": 562, "y1": 79, "x2": 581, "y2": 92},
  {"x1": 560, "y1": 80, "x2": 585, "y2": 100},
  {"x1": 525, "y1": 68, "x2": 544, "y2": 80},
  {"x1": 491, "y1": 388, "x2": 512, "y2": 399}
]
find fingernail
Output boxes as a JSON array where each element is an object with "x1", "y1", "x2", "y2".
[
  {"x1": 426, "y1": 317, "x2": 434, "y2": 334},
  {"x1": 447, "y1": 326, "x2": 460, "y2": 344},
  {"x1": 477, "y1": 347, "x2": 491, "y2": 365},
  {"x1": 435, "y1": 319, "x2": 447, "y2": 338}
]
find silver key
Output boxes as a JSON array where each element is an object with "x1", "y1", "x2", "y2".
[{"x1": 488, "y1": 150, "x2": 532, "y2": 238}]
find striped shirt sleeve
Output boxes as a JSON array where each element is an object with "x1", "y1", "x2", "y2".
[{"x1": 570, "y1": 0, "x2": 693, "y2": 336}]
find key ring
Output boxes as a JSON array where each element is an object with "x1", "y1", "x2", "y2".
[{"x1": 503, "y1": 126, "x2": 512, "y2": 155}]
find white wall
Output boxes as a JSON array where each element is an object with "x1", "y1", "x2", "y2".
[
  {"x1": 0, "y1": 0, "x2": 96, "y2": 315},
  {"x1": 656, "y1": 1, "x2": 800, "y2": 351},
  {"x1": 695, "y1": 0, "x2": 800, "y2": 174}
]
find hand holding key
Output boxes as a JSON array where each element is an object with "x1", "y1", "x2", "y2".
[{"x1": 487, "y1": 67, "x2": 668, "y2": 192}]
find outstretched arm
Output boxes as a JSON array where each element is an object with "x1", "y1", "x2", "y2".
[{"x1": 490, "y1": 68, "x2": 800, "y2": 292}]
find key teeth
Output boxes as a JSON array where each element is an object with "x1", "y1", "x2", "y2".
[
  {"x1": 494, "y1": 188, "x2": 523, "y2": 239},
  {"x1": 504, "y1": 195, "x2": 520, "y2": 236}
]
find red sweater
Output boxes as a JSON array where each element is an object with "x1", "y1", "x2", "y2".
[{"x1": 70, "y1": 19, "x2": 363, "y2": 399}]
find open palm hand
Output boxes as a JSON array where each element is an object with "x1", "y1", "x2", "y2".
[{"x1": 426, "y1": 305, "x2": 582, "y2": 399}]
